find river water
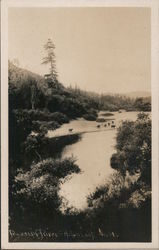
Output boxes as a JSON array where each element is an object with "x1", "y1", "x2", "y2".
[{"x1": 48, "y1": 111, "x2": 141, "y2": 211}]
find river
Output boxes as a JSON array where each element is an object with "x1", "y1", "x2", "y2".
[{"x1": 48, "y1": 111, "x2": 143, "y2": 211}]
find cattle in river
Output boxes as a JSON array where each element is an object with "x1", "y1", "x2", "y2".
[
  {"x1": 69, "y1": 128, "x2": 73, "y2": 132},
  {"x1": 104, "y1": 124, "x2": 107, "y2": 127},
  {"x1": 111, "y1": 124, "x2": 116, "y2": 128},
  {"x1": 97, "y1": 125, "x2": 100, "y2": 128}
]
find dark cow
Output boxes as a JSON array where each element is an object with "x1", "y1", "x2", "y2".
[
  {"x1": 69, "y1": 128, "x2": 73, "y2": 132},
  {"x1": 97, "y1": 125, "x2": 101, "y2": 128}
]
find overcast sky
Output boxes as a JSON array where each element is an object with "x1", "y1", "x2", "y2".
[{"x1": 8, "y1": 7, "x2": 151, "y2": 94}]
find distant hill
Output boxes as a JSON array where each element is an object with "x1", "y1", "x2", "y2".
[
  {"x1": 123, "y1": 91, "x2": 151, "y2": 99},
  {"x1": 9, "y1": 61, "x2": 44, "y2": 87},
  {"x1": 8, "y1": 61, "x2": 65, "y2": 90},
  {"x1": 8, "y1": 62, "x2": 101, "y2": 116},
  {"x1": 102, "y1": 91, "x2": 151, "y2": 99}
]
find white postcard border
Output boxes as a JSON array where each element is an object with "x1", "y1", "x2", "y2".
[{"x1": 1, "y1": 0, "x2": 159, "y2": 249}]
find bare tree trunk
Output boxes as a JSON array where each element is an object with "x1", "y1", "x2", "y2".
[
  {"x1": 31, "y1": 84, "x2": 36, "y2": 109},
  {"x1": 35, "y1": 150, "x2": 41, "y2": 161}
]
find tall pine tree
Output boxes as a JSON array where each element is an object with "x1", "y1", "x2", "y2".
[{"x1": 42, "y1": 39, "x2": 58, "y2": 82}]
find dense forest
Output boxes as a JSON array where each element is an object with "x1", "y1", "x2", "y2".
[
  {"x1": 9, "y1": 61, "x2": 151, "y2": 115},
  {"x1": 9, "y1": 39, "x2": 151, "y2": 242}
]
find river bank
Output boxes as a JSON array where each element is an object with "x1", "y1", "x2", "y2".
[{"x1": 46, "y1": 111, "x2": 142, "y2": 211}]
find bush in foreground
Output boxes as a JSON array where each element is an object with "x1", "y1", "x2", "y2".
[
  {"x1": 10, "y1": 157, "x2": 81, "y2": 232},
  {"x1": 87, "y1": 172, "x2": 151, "y2": 242},
  {"x1": 111, "y1": 112, "x2": 151, "y2": 185},
  {"x1": 86, "y1": 113, "x2": 151, "y2": 242}
]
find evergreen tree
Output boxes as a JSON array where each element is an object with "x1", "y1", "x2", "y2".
[{"x1": 42, "y1": 38, "x2": 58, "y2": 82}]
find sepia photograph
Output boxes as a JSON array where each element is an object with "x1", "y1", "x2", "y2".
[{"x1": 1, "y1": 0, "x2": 159, "y2": 249}]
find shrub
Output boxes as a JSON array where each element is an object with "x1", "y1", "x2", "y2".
[
  {"x1": 87, "y1": 172, "x2": 151, "y2": 242},
  {"x1": 102, "y1": 112, "x2": 114, "y2": 117},
  {"x1": 22, "y1": 133, "x2": 81, "y2": 168},
  {"x1": 134, "y1": 98, "x2": 151, "y2": 111},
  {"x1": 96, "y1": 118, "x2": 106, "y2": 123},
  {"x1": 32, "y1": 120, "x2": 60, "y2": 133},
  {"x1": 9, "y1": 109, "x2": 33, "y2": 161},
  {"x1": 111, "y1": 113, "x2": 151, "y2": 185},
  {"x1": 18, "y1": 109, "x2": 69, "y2": 123},
  {"x1": 83, "y1": 114, "x2": 97, "y2": 121},
  {"x1": 10, "y1": 157, "x2": 81, "y2": 231},
  {"x1": 50, "y1": 112, "x2": 69, "y2": 124}
]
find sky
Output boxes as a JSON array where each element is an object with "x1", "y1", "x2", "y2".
[{"x1": 8, "y1": 7, "x2": 151, "y2": 94}]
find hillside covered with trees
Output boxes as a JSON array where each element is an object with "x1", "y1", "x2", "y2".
[{"x1": 9, "y1": 61, "x2": 151, "y2": 116}]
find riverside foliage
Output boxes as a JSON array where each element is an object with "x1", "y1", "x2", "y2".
[{"x1": 87, "y1": 113, "x2": 151, "y2": 241}]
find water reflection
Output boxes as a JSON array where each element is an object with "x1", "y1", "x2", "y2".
[{"x1": 53, "y1": 112, "x2": 141, "y2": 210}]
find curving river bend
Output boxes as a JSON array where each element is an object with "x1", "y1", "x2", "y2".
[{"x1": 48, "y1": 111, "x2": 140, "y2": 211}]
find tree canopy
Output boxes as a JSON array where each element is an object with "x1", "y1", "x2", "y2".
[{"x1": 111, "y1": 113, "x2": 151, "y2": 186}]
